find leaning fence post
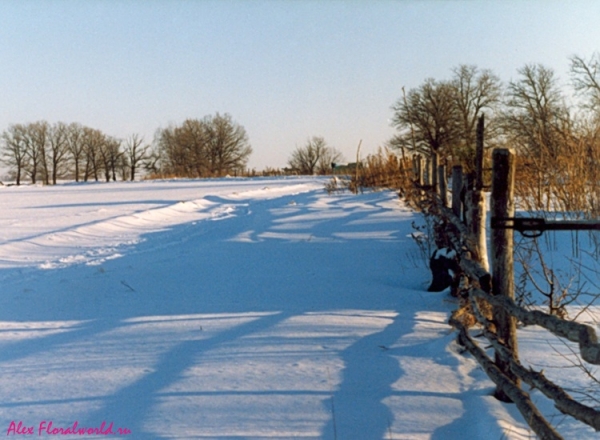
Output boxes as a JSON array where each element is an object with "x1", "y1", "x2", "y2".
[
  {"x1": 491, "y1": 148, "x2": 520, "y2": 402},
  {"x1": 451, "y1": 165, "x2": 463, "y2": 219}
]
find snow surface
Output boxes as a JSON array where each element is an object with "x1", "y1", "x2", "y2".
[{"x1": 0, "y1": 177, "x2": 596, "y2": 439}]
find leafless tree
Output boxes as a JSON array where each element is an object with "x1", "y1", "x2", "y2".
[
  {"x1": 501, "y1": 64, "x2": 568, "y2": 159},
  {"x1": 288, "y1": 136, "x2": 342, "y2": 175},
  {"x1": 390, "y1": 65, "x2": 501, "y2": 176},
  {"x1": 82, "y1": 127, "x2": 105, "y2": 182},
  {"x1": 124, "y1": 133, "x2": 149, "y2": 181},
  {"x1": 204, "y1": 113, "x2": 252, "y2": 176},
  {"x1": 570, "y1": 53, "x2": 600, "y2": 113},
  {"x1": 65, "y1": 123, "x2": 85, "y2": 182},
  {"x1": 155, "y1": 113, "x2": 252, "y2": 178},
  {"x1": 451, "y1": 65, "x2": 501, "y2": 169},
  {"x1": 155, "y1": 121, "x2": 204, "y2": 177},
  {"x1": 98, "y1": 137, "x2": 122, "y2": 182},
  {"x1": 1, "y1": 124, "x2": 29, "y2": 185},
  {"x1": 24, "y1": 121, "x2": 50, "y2": 184},
  {"x1": 569, "y1": 54, "x2": 600, "y2": 212},
  {"x1": 117, "y1": 153, "x2": 130, "y2": 181},
  {"x1": 500, "y1": 64, "x2": 571, "y2": 209},
  {"x1": 47, "y1": 122, "x2": 70, "y2": 184},
  {"x1": 391, "y1": 78, "x2": 460, "y2": 186},
  {"x1": 142, "y1": 142, "x2": 162, "y2": 177},
  {"x1": 315, "y1": 142, "x2": 344, "y2": 175}
]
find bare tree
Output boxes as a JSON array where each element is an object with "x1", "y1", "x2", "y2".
[
  {"x1": 23, "y1": 121, "x2": 50, "y2": 184},
  {"x1": 316, "y1": 142, "x2": 343, "y2": 175},
  {"x1": 451, "y1": 65, "x2": 501, "y2": 170},
  {"x1": 501, "y1": 64, "x2": 567, "y2": 159},
  {"x1": 47, "y1": 122, "x2": 70, "y2": 184},
  {"x1": 570, "y1": 53, "x2": 600, "y2": 112},
  {"x1": 391, "y1": 78, "x2": 460, "y2": 187},
  {"x1": 155, "y1": 113, "x2": 252, "y2": 178},
  {"x1": 124, "y1": 133, "x2": 149, "y2": 181},
  {"x1": 500, "y1": 64, "x2": 571, "y2": 209},
  {"x1": 1, "y1": 124, "x2": 29, "y2": 185},
  {"x1": 142, "y1": 149, "x2": 161, "y2": 177},
  {"x1": 155, "y1": 121, "x2": 205, "y2": 177},
  {"x1": 204, "y1": 113, "x2": 252, "y2": 176},
  {"x1": 117, "y1": 153, "x2": 130, "y2": 181},
  {"x1": 99, "y1": 137, "x2": 122, "y2": 182},
  {"x1": 65, "y1": 123, "x2": 85, "y2": 182},
  {"x1": 82, "y1": 127, "x2": 105, "y2": 182},
  {"x1": 288, "y1": 136, "x2": 342, "y2": 175},
  {"x1": 389, "y1": 66, "x2": 501, "y2": 176}
]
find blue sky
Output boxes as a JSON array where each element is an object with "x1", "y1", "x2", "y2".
[{"x1": 1, "y1": 0, "x2": 599, "y2": 169}]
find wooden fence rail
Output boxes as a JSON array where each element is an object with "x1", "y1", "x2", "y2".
[{"x1": 469, "y1": 288, "x2": 600, "y2": 365}]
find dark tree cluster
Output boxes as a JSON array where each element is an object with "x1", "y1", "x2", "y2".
[
  {"x1": 390, "y1": 65, "x2": 501, "y2": 175},
  {"x1": 154, "y1": 113, "x2": 252, "y2": 178}
]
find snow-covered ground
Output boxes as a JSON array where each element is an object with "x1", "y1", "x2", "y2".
[{"x1": 0, "y1": 177, "x2": 597, "y2": 439}]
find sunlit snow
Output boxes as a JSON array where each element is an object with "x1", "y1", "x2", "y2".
[{"x1": 0, "y1": 177, "x2": 595, "y2": 439}]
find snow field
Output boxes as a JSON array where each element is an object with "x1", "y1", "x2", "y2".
[{"x1": 0, "y1": 177, "x2": 582, "y2": 439}]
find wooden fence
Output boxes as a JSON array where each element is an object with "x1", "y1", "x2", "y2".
[{"x1": 416, "y1": 140, "x2": 600, "y2": 438}]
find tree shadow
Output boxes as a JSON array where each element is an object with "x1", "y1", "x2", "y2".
[
  {"x1": 320, "y1": 313, "x2": 408, "y2": 440},
  {"x1": 79, "y1": 312, "x2": 291, "y2": 439}
]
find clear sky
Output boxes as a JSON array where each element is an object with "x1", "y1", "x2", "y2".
[{"x1": 1, "y1": 0, "x2": 599, "y2": 170}]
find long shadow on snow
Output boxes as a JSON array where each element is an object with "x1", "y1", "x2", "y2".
[
  {"x1": 79, "y1": 311, "x2": 291, "y2": 440},
  {"x1": 431, "y1": 390, "x2": 507, "y2": 440},
  {"x1": 0, "y1": 318, "x2": 122, "y2": 365},
  {"x1": 320, "y1": 313, "x2": 407, "y2": 440}
]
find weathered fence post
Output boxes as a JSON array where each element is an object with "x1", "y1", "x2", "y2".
[
  {"x1": 438, "y1": 165, "x2": 447, "y2": 206},
  {"x1": 463, "y1": 115, "x2": 490, "y2": 270},
  {"x1": 491, "y1": 148, "x2": 520, "y2": 402},
  {"x1": 472, "y1": 115, "x2": 489, "y2": 271},
  {"x1": 451, "y1": 165, "x2": 463, "y2": 218}
]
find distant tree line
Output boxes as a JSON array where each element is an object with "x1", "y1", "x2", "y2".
[
  {"x1": 390, "y1": 56, "x2": 600, "y2": 215},
  {"x1": 0, "y1": 112, "x2": 254, "y2": 185},
  {"x1": 0, "y1": 121, "x2": 149, "y2": 185}
]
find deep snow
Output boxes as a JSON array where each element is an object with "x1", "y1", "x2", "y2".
[{"x1": 0, "y1": 177, "x2": 597, "y2": 439}]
